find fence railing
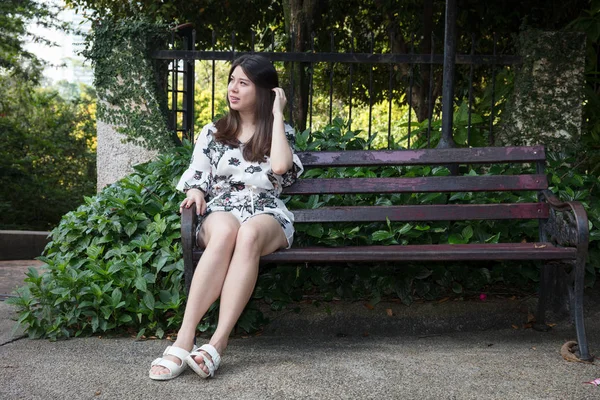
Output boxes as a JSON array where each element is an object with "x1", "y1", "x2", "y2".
[{"x1": 152, "y1": 26, "x2": 521, "y2": 149}]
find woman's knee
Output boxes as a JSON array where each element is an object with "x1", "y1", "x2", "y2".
[
  {"x1": 200, "y1": 213, "x2": 240, "y2": 248},
  {"x1": 235, "y1": 223, "x2": 262, "y2": 253},
  {"x1": 235, "y1": 215, "x2": 287, "y2": 255}
]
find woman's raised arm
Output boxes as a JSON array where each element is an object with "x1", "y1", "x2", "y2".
[{"x1": 270, "y1": 87, "x2": 293, "y2": 175}]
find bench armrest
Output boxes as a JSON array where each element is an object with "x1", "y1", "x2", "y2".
[
  {"x1": 181, "y1": 203, "x2": 198, "y2": 295},
  {"x1": 539, "y1": 189, "x2": 589, "y2": 252},
  {"x1": 538, "y1": 190, "x2": 592, "y2": 361}
]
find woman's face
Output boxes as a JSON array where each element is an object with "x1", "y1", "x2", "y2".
[{"x1": 228, "y1": 66, "x2": 257, "y2": 114}]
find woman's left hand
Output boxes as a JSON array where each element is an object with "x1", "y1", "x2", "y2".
[{"x1": 272, "y1": 87, "x2": 287, "y2": 115}]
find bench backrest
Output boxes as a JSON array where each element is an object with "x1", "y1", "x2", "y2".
[{"x1": 283, "y1": 145, "x2": 549, "y2": 223}]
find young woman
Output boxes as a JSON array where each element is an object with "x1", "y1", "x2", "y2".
[{"x1": 149, "y1": 54, "x2": 303, "y2": 380}]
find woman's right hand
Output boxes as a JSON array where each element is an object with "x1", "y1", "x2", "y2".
[
  {"x1": 272, "y1": 87, "x2": 287, "y2": 116},
  {"x1": 179, "y1": 188, "x2": 207, "y2": 215}
]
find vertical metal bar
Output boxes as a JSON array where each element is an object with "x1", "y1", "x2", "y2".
[
  {"x1": 427, "y1": 34, "x2": 435, "y2": 148},
  {"x1": 172, "y1": 59, "x2": 177, "y2": 135},
  {"x1": 309, "y1": 32, "x2": 315, "y2": 131},
  {"x1": 439, "y1": 0, "x2": 457, "y2": 149},
  {"x1": 251, "y1": 31, "x2": 255, "y2": 53},
  {"x1": 467, "y1": 34, "x2": 475, "y2": 147},
  {"x1": 329, "y1": 32, "x2": 334, "y2": 125},
  {"x1": 181, "y1": 32, "x2": 189, "y2": 141},
  {"x1": 186, "y1": 29, "x2": 196, "y2": 142},
  {"x1": 489, "y1": 33, "x2": 497, "y2": 145},
  {"x1": 535, "y1": 160, "x2": 549, "y2": 327},
  {"x1": 169, "y1": 29, "x2": 176, "y2": 135},
  {"x1": 536, "y1": 160, "x2": 547, "y2": 241},
  {"x1": 211, "y1": 31, "x2": 216, "y2": 120},
  {"x1": 594, "y1": 45, "x2": 600, "y2": 93},
  {"x1": 349, "y1": 35, "x2": 354, "y2": 131},
  {"x1": 368, "y1": 32, "x2": 374, "y2": 149},
  {"x1": 231, "y1": 31, "x2": 236, "y2": 60},
  {"x1": 272, "y1": 30, "x2": 275, "y2": 52},
  {"x1": 574, "y1": 254, "x2": 592, "y2": 361},
  {"x1": 290, "y1": 30, "x2": 295, "y2": 124},
  {"x1": 190, "y1": 29, "x2": 196, "y2": 141},
  {"x1": 407, "y1": 33, "x2": 414, "y2": 149},
  {"x1": 387, "y1": 31, "x2": 393, "y2": 149}
]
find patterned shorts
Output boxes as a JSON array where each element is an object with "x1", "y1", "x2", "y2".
[{"x1": 196, "y1": 190, "x2": 295, "y2": 249}]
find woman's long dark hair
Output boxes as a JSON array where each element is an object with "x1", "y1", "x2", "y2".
[{"x1": 214, "y1": 54, "x2": 279, "y2": 163}]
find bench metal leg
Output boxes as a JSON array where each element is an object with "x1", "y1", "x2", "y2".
[
  {"x1": 573, "y1": 257, "x2": 592, "y2": 361},
  {"x1": 536, "y1": 261, "x2": 592, "y2": 361}
]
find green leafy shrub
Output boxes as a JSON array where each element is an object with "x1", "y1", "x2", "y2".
[
  {"x1": 9, "y1": 120, "x2": 599, "y2": 339},
  {"x1": 8, "y1": 144, "x2": 193, "y2": 339}
]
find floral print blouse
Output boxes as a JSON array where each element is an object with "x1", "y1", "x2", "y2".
[{"x1": 176, "y1": 122, "x2": 304, "y2": 247}]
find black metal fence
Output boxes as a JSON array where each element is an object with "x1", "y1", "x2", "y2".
[{"x1": 152, "y1": 26, "x2": 521, "y2": 149}]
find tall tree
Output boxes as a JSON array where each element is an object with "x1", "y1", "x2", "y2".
[
  {"x1": 64, "y1": 0, "x2": 283, "y2": 50},
  {"x1": 64, "y1": 0, "x2": 591, "y2": 130},
  {"x1": 1, "y1": 0, "x2": 96, "y2": 229},
  {"x1": 282, "y1": 0, "x2": 320, "y2": 131},
  {"x1": 0, "y1": 0, "x2": 68, "y2": 82}
]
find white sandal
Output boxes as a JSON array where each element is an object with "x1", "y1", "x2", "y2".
[
  {"x1": 149, "y1": 345, "x2": 197, "y2": 380},
  {"x1": 185, "y1": 344, "x2": 221, "y2": 379}
]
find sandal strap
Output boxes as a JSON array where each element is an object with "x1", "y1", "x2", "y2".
[
  {"x1": 198, "y1": 344, "x2": 221, "y2": 369},
  {"x1": 151, "y1": 357, "x2": 179, "y2": 373},
  {"x1": 201, "y1": 354, "x2": 216, "y2": 377},
  {"x1": 186, "y1": 353, "x2": 210, "y2": 378},
  {"x1": 163, "y1": 345, "x2": 190, "y2": 361}
]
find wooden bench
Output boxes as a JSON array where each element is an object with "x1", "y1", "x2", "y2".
[{"x1": 181, "y1": 145, "x2": 592, "y2": 361}]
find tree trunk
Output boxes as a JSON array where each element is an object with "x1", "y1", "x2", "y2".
[
  {"x1": 282, "y1": 0, "x2": 318, "y2": 131},
  {"x1": 389, "y1": 0, "x2": 439, "y2": 125}
]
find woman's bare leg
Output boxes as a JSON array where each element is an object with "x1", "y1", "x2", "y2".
[
  {"x1": 150, "y1": 212, "x2": 240, "y2": 376},
  {"x1": 190, "y1": 214, "x2": 288, "y2": 373}
]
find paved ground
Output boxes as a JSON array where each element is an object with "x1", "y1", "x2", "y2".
[
  {"x1": 0, "y1": 259, "x2": 44, "y2": 300},
  {"x1": 1, "y1": 260, "x2": 600, "y2": 399}
]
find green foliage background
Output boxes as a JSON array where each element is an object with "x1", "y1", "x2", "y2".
[
  {"x1": 0, "y1": 0, "x2": 97, "y2": 231},
  {"x1": 0, "y1": 77, "x2": 97, "y2": 230}
]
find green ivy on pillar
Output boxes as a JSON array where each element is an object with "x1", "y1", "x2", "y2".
[{"x1": 83, "y1": 17, "x2": 174, "y2": 151}]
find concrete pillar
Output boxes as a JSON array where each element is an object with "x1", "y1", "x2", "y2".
[
  {"x1": 96, "y1": 119, "x2": 158, "y2": 191},
  {"x1": 498, "y1": 31, "x2": 586, "y2": 150}
]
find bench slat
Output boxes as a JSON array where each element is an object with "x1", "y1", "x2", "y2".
[
  {"x1": 297, "y1": 146, "x2": 545, "y2": 167},
  {"x1": 293, "y1": 203, "x2": 549, "y2": 222},
  {"x1": 191, "y1": 243, "x2": 576, "y2": 264},
  {"x1": 283, "y1": 174, "x2": 548, "y2": 195}
]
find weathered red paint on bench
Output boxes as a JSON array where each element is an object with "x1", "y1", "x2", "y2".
[
  {"x1": 292, "y1": 203, "x2": 549, "y2": 222},
  {"x1": 295, "y1": 145, "x2": 546, "y2": 167},
  {"x1": 283, "y1": 175, "x2": 548, "y2": 195},
  {"x1": 253, "y1": 243, "x2": 577, "y2": 263}
]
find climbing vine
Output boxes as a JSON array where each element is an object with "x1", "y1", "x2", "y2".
[
  {"x1": 499, "y1": 29, "x2": 586, "y2": 152},
  {"x1": 82, "y1": 16, "x2": 174, "y2": 151}
]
